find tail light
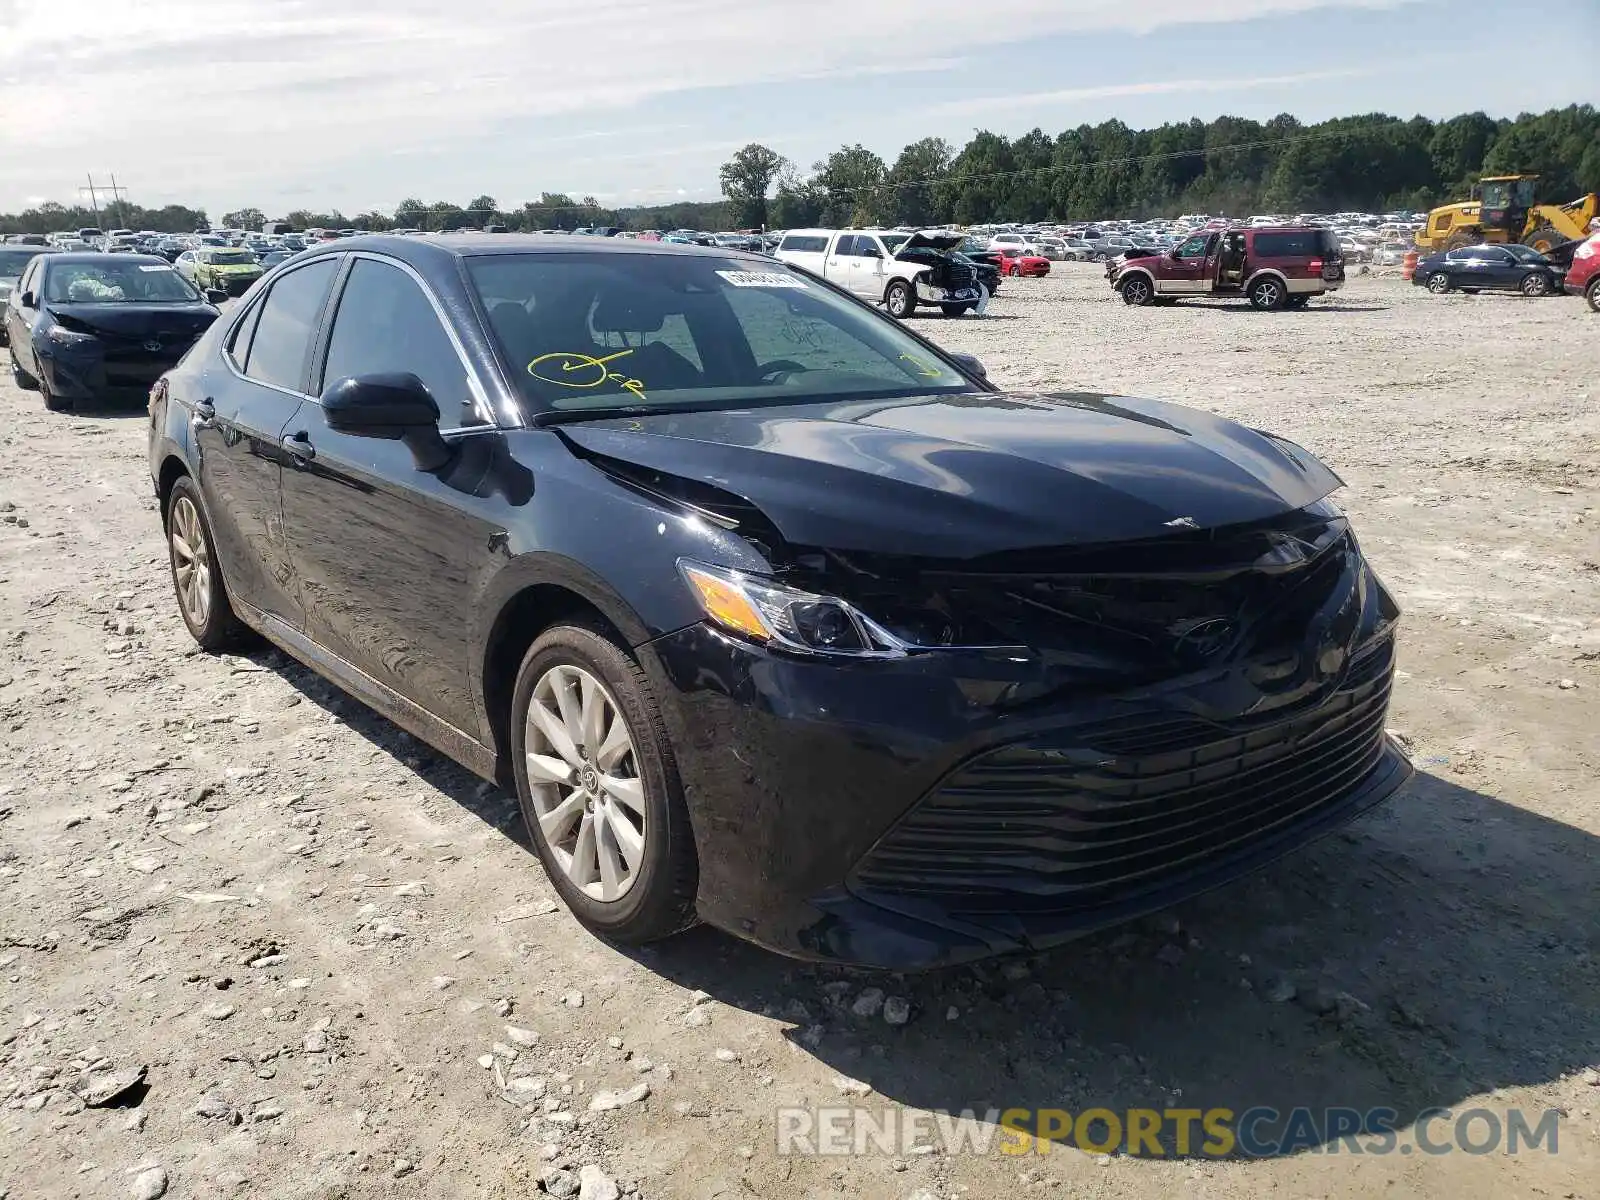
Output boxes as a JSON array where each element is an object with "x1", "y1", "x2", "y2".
[{"x1": 1308, "y1": 259, "x2": 1323, "y2": 272}]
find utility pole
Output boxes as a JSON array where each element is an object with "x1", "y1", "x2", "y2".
[{"x1": 78, "y1": 173, "x2": 130, "y2": 230}]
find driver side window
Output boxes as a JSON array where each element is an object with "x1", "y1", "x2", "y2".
[{"x1": 1176, "y1": 235, "x2": 1210, "y2": 259}]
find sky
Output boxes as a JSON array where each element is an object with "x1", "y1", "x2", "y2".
[{"x1": 1, "y1": 0, "x2": 1596, "y2": 217}]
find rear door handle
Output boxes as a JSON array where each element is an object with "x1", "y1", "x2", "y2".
[{"x1": 282, "y1": 431, "x2": 315, "y2": 463}]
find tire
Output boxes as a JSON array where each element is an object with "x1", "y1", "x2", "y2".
[
  {"x1": 883, "y1": 280, "x2": 914, "y2": 319},
  {"x1": 1248, "y1": 276, "x2": 1287, "y2": 310},
  {"x1": 165, "y1": 476, "x2": 252, "y2": 651},
  {"x1": 1119, "y1": 275, "x2": 1155, "y2": 306},
  {"x1": 1518, "y1": 272, "x2": 1550, "y2": 297},
  {"x1": 1587, "y1": 278, "x2": 1600, "y2": 314},
  {"x1": 510, "y1": 623, "x2": 698, "y2": 945},
  {"x1": 9, "y1": 347, "x2": 39, "y2": 391},
  {"x1": 1425, "y1": 272, "x2": 1452, "y2": 295},
  {"x1": 1522, "y1": 225, "x2": 1561, "y2": 255},
  {"x1": 40, "y1": 373, "x2": 71, "y2": 412},
  {"x1": 1444, "y1": 231, "x2": 1477, "y2": 251}
]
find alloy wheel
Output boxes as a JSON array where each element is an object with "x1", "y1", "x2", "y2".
[
  {"x1": 1520, "y1": 274, "x2": 1548, "y2": 296},
  {"x1": 1123, "y1": 279, "x2": 1150, "y2": 305},
  {"x1": 1427, "y1": 273, "x2": 1450, "y2": 294},
  {"x1": 1253, "y1": 281, "x2": 1282, "y2": 309},
  {"x1": 524, "y1": 664, "x2": 645, "y2": 902},
  {"x1": 169, "y1": 495, "x2": 212, "y2": 628}
]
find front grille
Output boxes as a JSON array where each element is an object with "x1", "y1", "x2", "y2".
[{"x1": 851, "y1": 641, "x2": 1394, "y2": 917}]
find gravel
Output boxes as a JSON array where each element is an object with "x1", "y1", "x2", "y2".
[{"x1": 0, "y1": 272, "x2": 1594, "y2": 1200}]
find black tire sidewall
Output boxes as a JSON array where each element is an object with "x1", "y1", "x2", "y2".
[{"x1": 509, "y1": 624, "x2": 696, "y2": 940}]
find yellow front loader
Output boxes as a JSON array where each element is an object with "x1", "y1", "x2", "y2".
[{"x1": 1414, "y1": 175, "x2": 1599, "y2": 253}]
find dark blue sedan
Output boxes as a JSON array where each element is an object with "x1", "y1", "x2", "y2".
[{"x1": 5, "y1": 252, "x2": 224, "y2": 411}]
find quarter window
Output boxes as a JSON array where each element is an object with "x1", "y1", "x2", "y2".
[
  {"x1": 242, "y1": 258, "x2": 337, "y2": 391},
  {"x1": 228, "y1": 299, "x2": 264, "y2": 369},
  {"x1": 321, "y1": 258, "x2": 478, "y2": 430}
]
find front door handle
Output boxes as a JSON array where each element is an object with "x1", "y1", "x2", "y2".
[{"x1": 282, "y1": 431, "x2": 315, "y2": 463}]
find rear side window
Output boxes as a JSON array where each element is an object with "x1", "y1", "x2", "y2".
[
  {"x1": 779, "y1": 235, "x2": 828, "y2": 254},
  {"x1": 321, "y1": 258, "x2": 478, "y2": 430},
  {"x1": 1252, "y1": 231, "x2": 1325, "y2": 257},
  {"x1": 833, "y1": 235, "x2": 859, "y2": 257},
  {"x1": 243, "y1": 258, "x2": 337, "y2": 391}
]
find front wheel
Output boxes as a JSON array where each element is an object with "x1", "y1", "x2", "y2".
[
  {"x1": 1518, "y1": 273, "x2": 1550, "y2": 297},
  {"x1": 1248, "y1": 277, "x2": 1287, "y2": 310},
  {"x1": 40, "y1": 374, "x2": 70, "y2": 412},
  {"x1": 1586, "y1": 278, "x2": 1600, "y2": 313},
  {"x1": 1120, "y1": 276, "x2": 1155, "y2": 306},
  {"x1": 510, "y1": 624, "x2": 699, "y2": 944},
  {"x1": 1425, "y1": 272, "x2": 1452, "y2": 295},
  {"x1": 883, "y1": 280, "x2": 914, "y2": 319}
]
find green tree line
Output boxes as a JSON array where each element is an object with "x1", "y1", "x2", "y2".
[
  {"x1": 5, "y1": 105, "x2": 1594, "y2": 237},
  {"x1": 728, "y1": 104, "x2": 1600, "y2": 228}
]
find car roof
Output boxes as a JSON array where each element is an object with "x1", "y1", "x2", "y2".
[{"x1": 286, "y1": 232, "x2": 763, "y2": 269}]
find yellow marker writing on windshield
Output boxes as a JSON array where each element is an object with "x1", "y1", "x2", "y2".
[
  {"x1": 528, "y1": 350, "x2": 648, "y2": 402},
  {"x1": 898, "y1": 353, "x2": 941, "y2": 378}
]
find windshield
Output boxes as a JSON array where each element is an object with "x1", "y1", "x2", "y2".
[
  {"x1": 44, "y1": 261, "x2": 201, "y2": 304},
  {"x1": 208, "y1": 250, "x2": 256, "y2": 265},
  {"x1": 0, "y1": 249, "x2": 45, "y2": 276},
  {"x1": 1506, "y1": 245, "x2": 1547, "y2": 262},
  {"x1": 467, "y1": 252, "x2": 973, "y2": 418}
]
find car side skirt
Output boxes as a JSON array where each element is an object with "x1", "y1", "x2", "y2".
[{"x1": 237, "y1": 599, "x2": 500, "y2": 783}]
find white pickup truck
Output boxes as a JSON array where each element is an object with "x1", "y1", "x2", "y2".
[{"x1": 773, "y1": 229, "x2": 989, "y2": 318}]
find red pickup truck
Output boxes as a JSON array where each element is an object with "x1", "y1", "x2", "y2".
[{"x1": 1109, "y1": 226, "x2": 1345, "y2": 310}]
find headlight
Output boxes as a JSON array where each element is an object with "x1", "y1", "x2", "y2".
[
  {"x1": 46, "y1": 325, "x2": 97, "y2": 347},
  {"x1": 679, "y1": 560, "x2": 910, "y2": 659}
]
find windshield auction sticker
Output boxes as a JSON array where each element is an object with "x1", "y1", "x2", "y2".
[{"x1": 716, "y1": 271, "x2": 808, "y2": 288}]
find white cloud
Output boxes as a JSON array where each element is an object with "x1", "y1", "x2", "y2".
[
  {"x1": 0, "y1": 0, "x2": 1416, "y2": 211},
  {"x1": 928, "y1": 67, "x2": 1376, "y2": 116}
]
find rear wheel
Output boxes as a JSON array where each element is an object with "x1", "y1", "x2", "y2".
[
  {"x1": 1248, "y1": 276, "x2": 1287, "y2": 310},
  {"x1": 1586, "y1": 278, "x2": 1600, "y2": 313},
  {"x1": 510, "y1": 624, "x2": 698, "y2": 944},
  {"x1": 166, "y1": 476, "x2": 252, "y2": 651},
  {"x1": 1425, "y1": 272, "x2": 1452, "y2": 295},
  {"x1": 9, "y1": 347, "x2": 38, "y2": 391},
  {"x1": 1119, "y1": 275, "x2": 1155, "y2": 306},
  {"x1": 1518, "y1": 272, "x2": 1550, "y2": 297},
  {"x1": 884, "y1": 280, "x2": 914, "y2": 319}
]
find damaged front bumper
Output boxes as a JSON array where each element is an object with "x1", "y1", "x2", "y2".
[{"x1": 643, "y1": 509, "x2": 1412, "y2": 969}]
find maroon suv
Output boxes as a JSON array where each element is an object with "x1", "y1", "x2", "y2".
[{"x1": 1109, "y1": 226, "x2": 1345, "y2": 310}]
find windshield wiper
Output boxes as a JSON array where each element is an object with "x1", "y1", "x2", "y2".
[{"x1": 531, "y1": 404, "x2": 669, "y2": 427}]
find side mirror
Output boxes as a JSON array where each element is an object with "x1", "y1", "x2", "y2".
[
  {"x1": 322, "y1": 372, "x2": 452, "y2": 471},
  {"x1": 205, "y1": 288, "x2": 228, "y2": 305},
  {"x1": 19, "y1": 291, "x2": 34, "y2": 309},
  {"x1": 951, "y1": 352, "x2": 987, "y2": 380}
]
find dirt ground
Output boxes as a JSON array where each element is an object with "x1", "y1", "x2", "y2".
[{"x1": 1, "y1": 267, "x2": 1596, "y2": 1200}]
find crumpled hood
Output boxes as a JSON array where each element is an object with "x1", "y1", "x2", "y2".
[
  {"x1": 45, "y1": 302, "x2": 219, "y2": 339},
  {"x1": 894, "y1": 230, "x2": 964, "y2": 256},
  {"x1": 559, "y1": 391, "x2": 1343, "y2": 558}
]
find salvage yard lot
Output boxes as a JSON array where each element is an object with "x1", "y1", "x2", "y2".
[{"x1": 0, "y1": 267, "x2": 1595, "y2": 1199}]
